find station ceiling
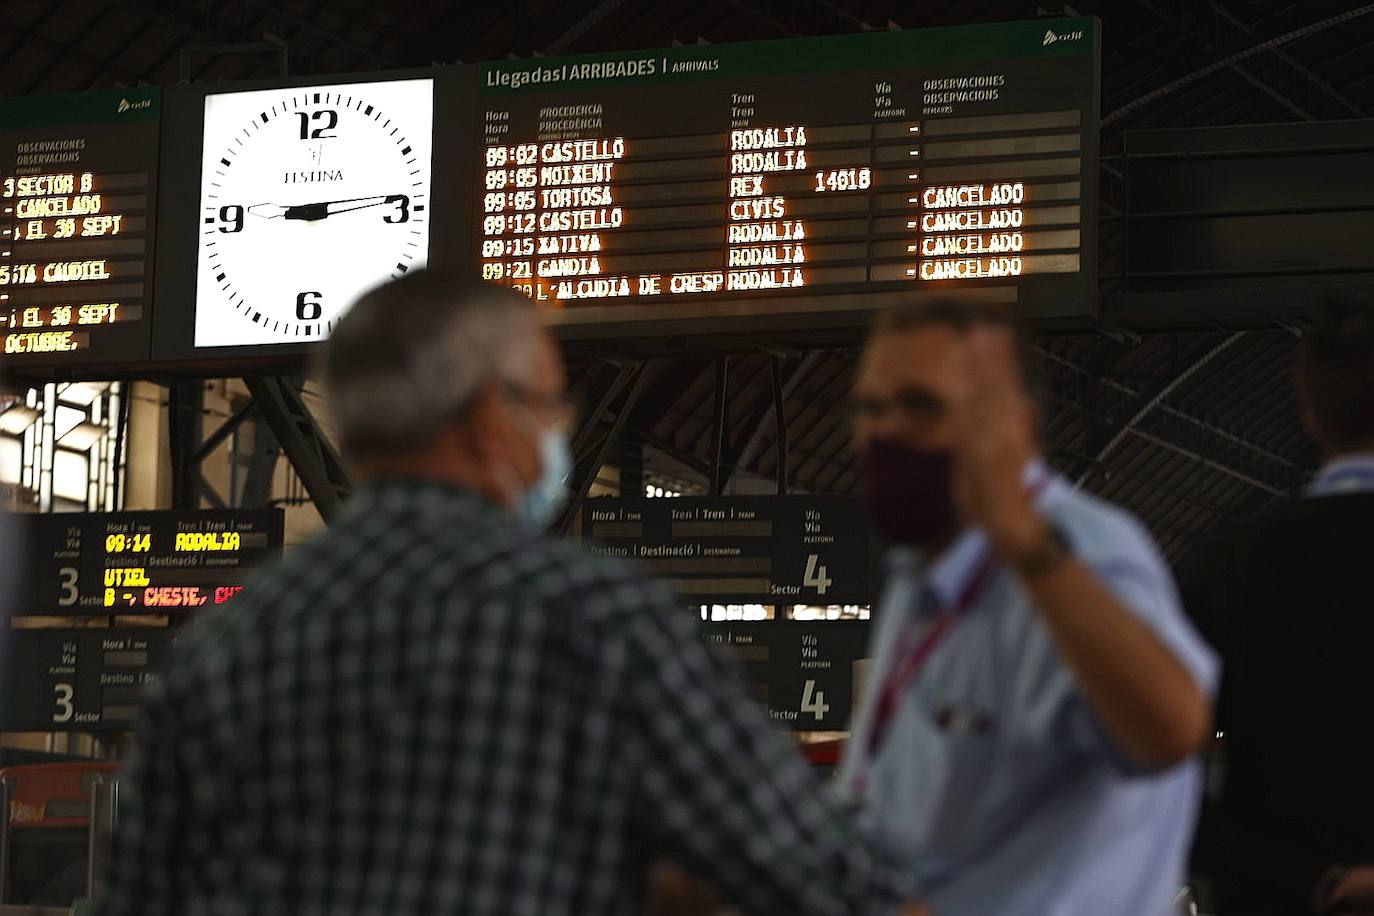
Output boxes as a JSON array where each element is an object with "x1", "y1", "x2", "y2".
[{"x1": 3, "y1": 0, "x2": 1370, "y2": 560}]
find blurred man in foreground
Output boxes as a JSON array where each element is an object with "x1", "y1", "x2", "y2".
[
  {"x1": 1185, "y1": 296, "x2": 1374, "y2": 915},
  {"x1": 838, "y1": 302, "x2": 1217, "y2": 916},
  {"x1": 99, "y1": 272, "x2": 923, "y2": 916}
]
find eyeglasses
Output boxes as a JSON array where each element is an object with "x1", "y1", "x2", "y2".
[
  {"x1": 848, "y1": 389, "x2": 943, "y2": 424},
  {"x1": 504, "y1": 382, "x2": 576, "y2": 426}
]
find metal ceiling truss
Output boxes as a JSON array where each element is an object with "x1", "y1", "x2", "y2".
[
  {"x1": 1105, "y1": 1, "x2": 1374, "y2": 126},
  {"x1": 1042, "y1": 341, "x2": 1299, "y2": 497},
  {"x1": 1039, "y1": 344, "x2": 1300, "y2": 483},
  {"x1": 557, "y1": 360, "x2": 654, "y2": 533},
  {"x1": 544, "y1": 0, "x2": 633, "y2": 55},
  {"x1": 168, "y1": 381, "x2": 228, "y2": 509},
  {"x1": 243, "y1": 374, "x2": 352, "y2": 520}
]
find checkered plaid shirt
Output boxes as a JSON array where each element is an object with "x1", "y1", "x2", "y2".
[{"x1": 99, "y1": 480, "x2": 915, "y2": 916}]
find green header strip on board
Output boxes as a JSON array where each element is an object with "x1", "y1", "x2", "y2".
[
  {"x1": 0, "y1": 86, "x2": 161, "y2": 130},
  {"x1": 479, "y1": 17, "x2": 1094, "y2": 94}
]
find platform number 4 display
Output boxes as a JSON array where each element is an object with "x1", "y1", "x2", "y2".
[
  {"x1": 801, "y1": 679, "x2": 831, "y2": 722},
  {"x1": 803, "y1": 554, "x2": 833, "y2": 596}
]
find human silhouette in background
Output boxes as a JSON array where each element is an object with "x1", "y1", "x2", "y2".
[{"x1": 1185, "y1": 295, "x2": 1374, "y2": 915}]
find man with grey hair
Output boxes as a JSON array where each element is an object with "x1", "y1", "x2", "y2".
[{"x1": 99, "y1": 271, "x2": 925, "y2": 916}]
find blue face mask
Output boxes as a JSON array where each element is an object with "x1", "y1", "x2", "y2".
[{"x1": 513, "y1": 423, "x2": 573, "y2": 531}]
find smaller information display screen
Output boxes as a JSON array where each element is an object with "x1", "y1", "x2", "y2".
[
  {"x1": 583, "y1": 496, "x2": 876, "y2": 730},
  {"x1": 0, "y1": 88, "x2": 160, "y2": 370},
  {"x1": 708, "y1": 621, "x2": 869, "y2": 731},
  {"x1": 11, "y1": 509, "x2": 283, "y2": 616},
  {"x1": 0, "y1": 628, "x2": 173, "y2": 731},
  {"x1": 582, "y1": 496, "x2": 873, "y2": 604}
]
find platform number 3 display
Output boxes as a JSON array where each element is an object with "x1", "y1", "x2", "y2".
[{"x1": 193, "y1": 78, "x2": 434, "y2": 347}]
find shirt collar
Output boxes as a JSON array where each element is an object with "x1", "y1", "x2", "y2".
[
  {"x1": 1307, "y1": 453, "x2": 1374, "y2": 497},
  {"x1": 892, "y1": 458, "x2": 1063, "y2": 613}
]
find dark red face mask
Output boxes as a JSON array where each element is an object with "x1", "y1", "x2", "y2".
[{"x1": 859, "y1": 436, "x2": 958, "y2": 546}]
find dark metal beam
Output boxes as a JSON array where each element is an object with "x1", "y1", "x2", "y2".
[
  {"x1": 243, "y1": 375, "x2": 351, "y2": 520},
  {"x1": 771, "y1": 355, "x2": 788, "y2": 494},
  {"x1": 1104, "y1": 3, "x2": 1374, "y2": 126},
  {"x1": 167, "y1": 381, "x2": 204, "y2": 509},
  {"x1": 559, "y1": 362, "x2": 653, "y2": 532},
  {"x1": 708, "y1": 357, "x2": 730, "y2": 495},
  {"x1": 1209, "y1": 1, "x2": 1367, "y2": 117},
  {"x1": 627, "y1": 424, "x2": 712, "y2": 477},
  {"x1": 544, "y1": 0, "x2": 632, "y2": 54},
  {"x1": 1038, "y1": 343, "x2": 1298, "y2": 478},
  {"x1": 190, "y1": 398, "x2": 256, "y2": 468}
]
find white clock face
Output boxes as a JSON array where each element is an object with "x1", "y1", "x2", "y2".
[{"x1": 194, "y1": 78, "x2": 434, "y2": 347}]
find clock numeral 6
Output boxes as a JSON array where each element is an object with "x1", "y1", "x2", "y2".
[
  {"x1": 296, "y1": 109, "x2": 338, "y2": 140},
  {"x1": 383, "y1": 194, "x2": 410, "y2": 224},
  {"x1": 295, "y1": 291, "x2": 323, "y2": 321},
  {"x1": 218, "y1": 204, "x2": 244, "y2": 234}
]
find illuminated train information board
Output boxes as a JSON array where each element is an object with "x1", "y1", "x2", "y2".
[
  {"x1": 0, "y1": 87, "x2": 160, "y2": 367},
  {"x1": 12, "y1": 509, "x2": 283, "y2": 616},
  {"x1": 477, "y1": 17, "x2": 1099, "y2": 330}
]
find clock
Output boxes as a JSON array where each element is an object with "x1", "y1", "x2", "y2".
[{"x1": 193, "y1": 78, "x2": 434, "y2": 347}]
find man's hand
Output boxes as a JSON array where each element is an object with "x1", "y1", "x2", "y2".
[
  {"x1": 948, "y1": 326, "x2": 1044, "y2": 563},
  {"x1": 648, "y1": 860, "x2": 723, "y2": 916},
  {"x1": 1317, "y1": 864, "x2": 1374, "y2": 911}
]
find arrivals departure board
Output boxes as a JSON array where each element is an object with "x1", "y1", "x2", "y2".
[
  {"x1": 8, "y1": 509, "x2": 283, "y2": 617},
  {"x1": 1, "y1": 87, "x2": 160, "y2": 371},
  {"x1": 477, "y1": 17, "x2": 1099, "y2": 334}
]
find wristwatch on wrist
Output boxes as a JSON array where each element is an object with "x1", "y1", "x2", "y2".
[{"x1": 1011, "y1": 523, "x2": 1073, "y2": 579}]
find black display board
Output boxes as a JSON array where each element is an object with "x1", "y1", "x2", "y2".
[
  {"x1": 707, "y1": 621, "x2": 869, "y2": 731},
  {"x1": 1, "y1": 87, "x2": 160, "y2": 374},
  {"x1": 584, "y1": 496, "x2": 878, "y2": 730},
  {"x1": 477, "y1": 16, "x2": 1100, "y2": 336},
  {"x1": 582, "y1": 495, "x2": 875, "y2": 604},
  {"x1": 0, "y1": 628, "x2": 174, "y2": 731},
  {"x1": 7, "y1": 509, "x2": 283, "y2": 617}
]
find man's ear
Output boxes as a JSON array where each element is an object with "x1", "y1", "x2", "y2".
[{"x1": 463, "y1": 382, "x2": 509, "y2": 459}]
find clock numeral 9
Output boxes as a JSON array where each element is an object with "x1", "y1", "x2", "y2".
[
  {"x1": 218, "y1": 205, "x2": 244, "y2": 234},
  {"x1": 382, "y1": 194, "x2": 410, "y2": 224},
  {"x1": 296, "y1": 109, "x2": 338, "y2": 140},
  {"x1": 295, "y1": 291, "x2": 323, "y2": 321}
]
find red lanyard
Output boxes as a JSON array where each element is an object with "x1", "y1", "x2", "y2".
[
  {"x1": 854, "y1": 472, "x2": 1053, "y2": 785},
  {"x1": 862, "y1": 549, "x2": 999, "y2": 761}
]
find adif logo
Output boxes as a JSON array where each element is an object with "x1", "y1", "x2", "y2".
[
  {"x1": 1043, "y1": 28, "x2": 1085, "y2": 46},
  {"x1": 117, "y1": 97, "x2": 152, "y2": 114}
]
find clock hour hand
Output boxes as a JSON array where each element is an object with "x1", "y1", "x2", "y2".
[
  {"x1": 282, "y1": 196, "x2": 397, "y2": 221},
  {"x1": 246, "y1": 203, "x2": 290, "y2": 219}
]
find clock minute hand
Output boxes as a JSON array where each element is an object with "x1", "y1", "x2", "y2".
[{"x1": 282, "y1": 196, "x2": 395, "y2": 221}]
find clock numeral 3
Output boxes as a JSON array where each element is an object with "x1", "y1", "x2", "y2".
[
  {"x1": 383, "y1": 194, "x2": 410, "y2": 224},
  {"x1": 218, "y1": 205, "x2": 244, "y2": 234},
  {"x1": 295, "y1": 291, "x2": 323, "y2": 321},
  {"x1": 296, "y1": 109, "x2": 339, "y2": 140}
]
